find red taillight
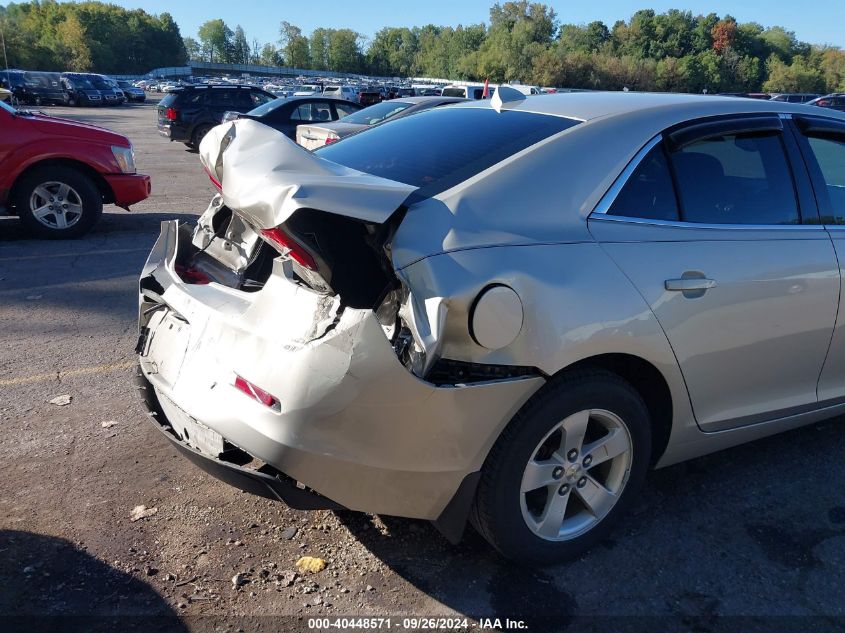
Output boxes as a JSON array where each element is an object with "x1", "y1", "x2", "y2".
[
  {"x1": 260, "y1": 227, "x2": 318, "y2": 270},
  {"x1": 818, "y1": 100, "x2": 830, "y2": 106},
  {"x1": 324, "y1": 135, "x2": 339, "y2": 145},
  {"x1": 173, "y1": 264, "x2": 211, "y2": 284},
  {"x1": 234, "y1": 375, "x2": 279, "y2": 410},
  {"x1": 165, "y1": 107, "x2": 179, "y2": 121},
  {"x1": 203, "y1": 166, "x2": 222, "y2": 190}
]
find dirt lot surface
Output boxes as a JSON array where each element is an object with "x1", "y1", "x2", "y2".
[{"x1": 3, "y1": 100, "x2": 845, "y2": 633}]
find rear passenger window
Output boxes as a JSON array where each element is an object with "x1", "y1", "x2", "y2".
[
  {"x1": 670, "y1": 133, "x2": 800, "y2": 225},
  {"x1": 291, "y1": 102, "x2": 333, "y2": 122},
  {"x1": 805, "y1": 134, "x2": 845, "y2": 223},
  {"x1": 608, "y1": 145, "x2": 679, "y2": 221}
]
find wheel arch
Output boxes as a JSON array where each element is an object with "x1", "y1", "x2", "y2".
[
  {"x1": 551, "y1": 353, "x2": 673, "y2": 466},
  {"x1": 9, "y1": 158, "x2": 114, "y2": 212}
]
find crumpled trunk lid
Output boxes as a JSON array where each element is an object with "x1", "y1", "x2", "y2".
[{"x1": 198, "y1": 119, "x2": 415, "y2": 228}]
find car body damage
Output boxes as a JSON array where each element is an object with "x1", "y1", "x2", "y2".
[
  {"x1": 138, "y1": 117, "x2": 549, "y2": 533},
  {"x1": 197, "y1": 119, "x2": 416, "y2": 229}
]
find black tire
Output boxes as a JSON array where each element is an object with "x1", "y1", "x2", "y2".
[
  {"x1": 470, "y1": 369, "x2": 651, "y2": 564},
  {"x1": 14, "y1": 166, "x2": 103, "y2": 239},
  {"x1": 191, "y1": 124, "x2": 213, "y2": 149}
]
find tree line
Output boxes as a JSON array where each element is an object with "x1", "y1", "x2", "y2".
[
  {"x1": 2, "y1": 1, "x2": 844, "y2": 93},
  {"x1": 0, "y1": 1, "x2": 186, "y2": 74}
]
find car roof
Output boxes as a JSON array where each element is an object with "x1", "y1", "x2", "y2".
[
  {"x1": 393, "y1": 96, "x2": 467, "y2": 105},
  {"x1": 450, "y1": 90, "x2": 845, "y2": 124}
]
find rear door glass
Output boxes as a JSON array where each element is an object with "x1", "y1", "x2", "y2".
[
  {"x1": 316, "y1": 107, "x2": 578, "y2": 197},
  {"x1": 291, "y1": 102, "x2": 333, "y2": 122},
  {"x1": 804, "y1": 134, "x2": 845, "y2": 223},
  {"x1": 669, "y1": 132, "x2": 800, "y2": 225}
]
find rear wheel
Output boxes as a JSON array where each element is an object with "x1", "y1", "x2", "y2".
[
  {"x1": 14, "y1": 166, "x2": 103, "y2": 239},
  {"x1": 191, "y1": 124, "x2": 213, "y2": 149},
  {"x1": 471, "y1": 369, "x2": 651, "y2": 564}
]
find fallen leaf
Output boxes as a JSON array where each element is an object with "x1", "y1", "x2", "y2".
[
  {"x1": 295, "y1": 556, "x2": 327, "y2": 574},
  {"x1": 129, "y1": 505, "x2": 158, "y2": 522},
  {"x1": 49, "y1": 395, "x2": 72, "y2": 406}
]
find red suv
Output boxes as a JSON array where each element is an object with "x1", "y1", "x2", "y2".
[{"x1": 0, "y1": 100, "x2": 150, "y2": 238}]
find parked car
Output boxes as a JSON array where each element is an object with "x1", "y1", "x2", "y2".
[
  {"x1": 0, "y1": 99, "x2": 150, "y2": 237},
  {"x1": 1, "y1": 70, "x2": 64, "y2": 105},
  {"x1": 293, "y1": 83, "x2": 323, "y2": 96},
  {"x1": 117, "y1": 80, "x2": 146, "y2": 103},
  {"x1": 769, "y1": 93, "x2": 820, "y2": 103},
  {"x1": 808, "y1": 93, "x2": 845, "y2": 112},
  {"x1": 89, "y1": 74, "x2": 125, "y2": 106},
  {"x1": 157, "y1": 84, "x2": 276, "y2": 148},
  {"x1": 137, "y1": 90, "x2": 845, "y2": 562},
  {"x1": 221, "y1": 96, "x2": 362, "y2": 139},
  {"x1": 442, "y1": 84, "x2": 490, "y2": 99},
  {"x1": 296, "y1": 96, "x2": 466, "y2": 149},
  {"x1": 60, "y1": 73, "x2": 104, "y2": 106},
  {"x1": 322, "y1": 85, "x2": 358, "y2": 102},
  {"x1": 357, "y1": 88, "x2": 382, "y2": 106}
]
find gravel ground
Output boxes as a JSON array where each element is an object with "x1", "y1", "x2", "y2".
[{"x1": 2, "y1": 100, "x2": 845, "y2": 633}]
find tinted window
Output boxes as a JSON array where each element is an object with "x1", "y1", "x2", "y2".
[
  {"x1": 250, "y1": 90, "x2": 274, "y2": 107},
  {"x1": 806, "y1": 134, "x2": 845, "y2": 223},
  {"x1": 608, "y1": 145, "x2": 679, "y2": 221},
  {"x1": 209, "y1": 89, "x2": 249, "y2": 108},
  {"x1": 340, "y1": 101, "x2": 412, "y2": 125},
  {"x1": 442, "y1": 87, "x2": 466, "y2": 98},
  {"x1": 335, "y1": 102, "x2": 359, "y2": 118},
  {"x1": 670, "y1": 132, "x2": 799, "y2": 224},
  {"x1": 316, "y1": 108, "x2": 578, "y2": 196},
  {"x1": 248, "y1": 97, "x2": 288, "y2": 117},
  {"x1": 290, "y1": 102, "x2": 333, "y2": 122}
]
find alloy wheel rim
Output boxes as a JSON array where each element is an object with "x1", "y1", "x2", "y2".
[
  {"x1": 29, "y1": 181, "x2": 84, "y2": 230},
  {"x1": 520, "y1": 409, "x2": 632, "y2": 541}
]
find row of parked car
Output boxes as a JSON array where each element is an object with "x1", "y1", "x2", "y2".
[{"x1": 0, "y1": 70, "x2": 146, "y2": 107}]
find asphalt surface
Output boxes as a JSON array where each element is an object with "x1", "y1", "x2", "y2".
[{"x1": 2, "y1": 100, "x2": 845, "y2": 633}]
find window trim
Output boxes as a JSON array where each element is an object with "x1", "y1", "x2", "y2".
[
  {"x1": 592, "y1": 116, "x2": 816, "y2": 227},
  {"x1": 790, "y1": 115, "x2": 845, "y2": 225}
]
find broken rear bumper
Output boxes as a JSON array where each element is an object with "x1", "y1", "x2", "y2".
[
  {"x1": 136, "y1": 220, "x2": 544, "y2": 524},
  {"x1": 134, "y1": 365, "x2": 342, "y2": 511}
]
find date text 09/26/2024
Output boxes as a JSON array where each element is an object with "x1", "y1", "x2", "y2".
[{"x1": 306, "y1": 617, "x2": 528, "y2": 630}]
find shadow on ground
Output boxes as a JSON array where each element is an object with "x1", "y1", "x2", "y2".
[
  {"x1": 336, "y1": 416, "x2": 845, "y2": 630},
  {"x1": 0, "y1": 530, "x2": 187, "y2": 633},
  {"x1": 0, "y1": 211, "x2": 187, "y2": 242}
]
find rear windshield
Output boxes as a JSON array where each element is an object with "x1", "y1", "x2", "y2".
[
  {"x1": 316, "y1": 107, "x2": 578, "y2": 197},
  {"x1": 340, "y1": 101, "x2": 412, "y2": 125},
  {"x1": 158, "y1": 93, "x2": 178, "y2": 107},
  {"x1": 248, "y1": 97, "x2": 288, "y2": 116},
  {"x1": 442, "y1": 87, "x2": 466, "y2": 97}
]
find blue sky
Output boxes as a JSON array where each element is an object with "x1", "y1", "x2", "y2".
[{"x1": 39, "y1": 1, "x2": 845, "y2": 48}]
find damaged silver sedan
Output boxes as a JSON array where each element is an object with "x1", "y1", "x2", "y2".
[{"x1": 137, "y1": 89, "x2": 845, "y2": 562}]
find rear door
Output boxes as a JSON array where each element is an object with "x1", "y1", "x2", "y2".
[
  {"x1": 589, "y1": 115, "x2": 840, "y2": 431},
  {"x1": 792, "y1": 115, "x2": 845, "y2": 401}
]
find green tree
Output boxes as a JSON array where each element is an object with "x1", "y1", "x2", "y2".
[
  {"x1": 197, "y1": 18, "x2": 231, "y2": 63},
  {"x1": 279, "y1": 21, "x2": 309, "y2": 68},
  {"x1": 232, "y1": 25, "x2": 250, "y2": 64},
  {"x1": 328, "y1": 29, "x2": 363, "y2": 73},
  {"x1": 184, "y1": 36, "x2": 202, "y2": 61}
]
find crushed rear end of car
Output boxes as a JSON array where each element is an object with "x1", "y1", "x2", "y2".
[{"x1": 135, "y1": 119, "x2": 544, "y2": 540}]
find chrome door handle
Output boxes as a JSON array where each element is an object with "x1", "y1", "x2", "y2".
[{"x1": 665, "y1": 278, "x2": 717, "y2": 291}]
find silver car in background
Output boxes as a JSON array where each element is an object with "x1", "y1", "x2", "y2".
[{"x1": 136, "y1": 88, "x2": 845, "y2": 563}]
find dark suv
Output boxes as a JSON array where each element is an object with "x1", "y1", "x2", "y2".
[
  {"x1": 157, "y1": 85, "x2": 276, "y2": 148},
  {"x1": 1, "y1": 70, "x2": 64, "y2": 105}
]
